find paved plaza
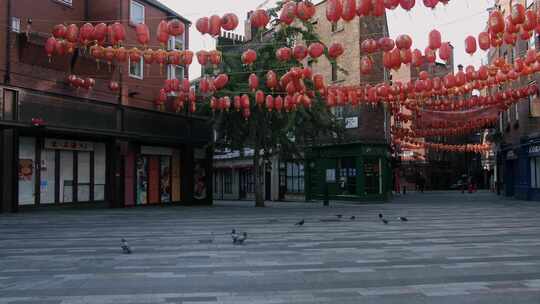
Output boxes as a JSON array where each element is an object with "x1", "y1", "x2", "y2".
[{"x1": 1, "y1": 192, "x2": 540, "y2": 303}]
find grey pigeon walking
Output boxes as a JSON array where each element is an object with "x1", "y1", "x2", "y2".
[
  {"x1": 336, "y1": 214, "x2": 343, "y2": 219},
  {"x1": 295, "y1": 219, "x2": 305, "y2": 226},
  {"x1": 379, "y1": 214, "x2": 389, "y2": 225},
  {"x1": 121, "y1": 238, "x2": 132, "y2": 254},
  {"x1": 234, "y1": 232, "x2": 248, "y2": 245},
  {"x1": 231, "y1": 229, "x2": 239, "y2": 243},
  {"x1": 350, "y1": 216, "x2": 356, "y2": 220},
  {"x1": 398, "y1": 217, "x2": 409, "y2": 222}
]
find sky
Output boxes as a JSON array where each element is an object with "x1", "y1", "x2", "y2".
[{"x1": 159, "y1": 0, "x2": 496, "y2": 80}]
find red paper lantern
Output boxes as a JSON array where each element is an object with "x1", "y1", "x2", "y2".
[
  {"x1": 297, "y1": 1, "x2": 316, "y2": 21},
  {"x1": 396, "y1": 34, "x2": 413, "y2": 50},
  {"x1": 168, "y1": 19, "x2": 185, "y2": 36},
  {"x1": 116, "y1": 47, "x2": 128, "y2": 63},
  {"x1": 293, "y1": 45, "x2": 309, "y2": 61},
  {"x1": 45, "y1": 37, "x2": 56, "y2": 61},
  {"x1": 280, "y1": 2, "x2": 297, "y2": 25},
  {"x1": 129, "y1": 47, "x2": 141, "y2": 62},
  {"x1": 221, "y1": 13, "x2": 239, "y2": 31},
  {"x1": 250, "y1": 10, "x2": 270, "y2": 29},
  {"x1": 342, "y1": 0, "x2": 357, "y2": 21},
  {"x1": 361, "y1": 39, "x2": 378, "y2": 54},
  {"x1": 510, "y1": 3, "x2": 526, "y2": 25},
  {"x1": 265, "y1": 95, "x2": 275, "y2": 112},
  {"x1": 428, "y1": 29, "x2": 441, "y2": 50},
  {"x1": 55, "y1": 39, "x2": 67, "y2": 56},
  {"x1": 255, "y1": 90, "x2": 265, "y2": 107},
  {"x1": 524, "y1": 9, "x2": 537, "y2": 32},
  {"x1": 360, "y1": 56, "x2": 373, "y2": 75},
  {"x1": 65, "y1": 24, "x2": 79, "y2": 43},
  {"x1": 424, "y1": 47, "x2": 436, "y2": 64},
  {"x1": 276, "y1": 47, "x2": 292, "y2": 62},
  {"x1": 423, "y1": 0, "x2": 438, "y2": 9},
  {"x1": 488, "y1": 10, "x2": 505, "y2": 34},
  {"x1": 400, "y1": 49, "x2": 412, "y2": 64},
  {"x1": 478, "y1": 32, "x2": 490, "y2": 51},
  {"x1": 326, "y1": 0, "x2": 343, "y2": 24},
  {"x1": 384, "y1": 0, "x2": 400, "y2": 10},
  {"x1": 378, "y1": 37, "x2": 395, "y2": 52},
  {"x1": 465, "y1": 36, "x2": 477, "y2": 56},
  {"x1": 308, "y1": 42, "x2": 325, "y2": 59},
  {"x1": 135, "y1": 24, "x2": 150, "y2": 47},
  {"x1": 209, "y1": 15, "x2": 222, "y2": 36},
  {"x1": 249, "y1": 73, "x2": 259, "y2": 91},
  {"x1": 93, "y1": 23, "x2": 107, "y2": 45},
  {"x1": 372, "y1": 0, "x2": 386, "y2": 16},
  {"x1": 196, "y1": 17, "x2": 209, "y2": 35},
  {"x1": 439, "y1": 42, "x2": 452, "y2": 62},
  {"x1": 79, "y1": 23, "x2": 95, "y2": 46},
  {"x1": 156, "y1": 20, "x2": 169, "y2": 47},
  {"x1": 183, "y1": 50, "x2": 194, "y2": 66},
  {"x1": 109, "y1": 81, "x2": 120, "y2": 92},
  {"x1": 242, "y1": 49, "x2": 257, "y2": 65},
  {"x1": 399, "y1": 0, "x2": 416, "y2": 11},
  {"x1": 111, "y1": 22, "x2": 126, "y2": 46},
  {"x1": 197, "y1": 50, "x2": 209, "y2": 66},
  {"x1": 357, "y1": 0, "x2": 372, "y2": 16},
  {"x1": 52, "y1": 24, "x2": 67, "y2": 39},
  {"x1": 208, "y1": 50, "x2": 221, "y2": 67},
  {"x1": 328, "y1": 43, "x2": 344, "y2": 59},
  {"x1": 266, "y1": 71, "x2": 278, "y2": 90}
]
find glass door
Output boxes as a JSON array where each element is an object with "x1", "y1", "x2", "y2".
[
  {"x1": 18, "y1": 137, "x2": 36, "y2": 206},
  {"x1": 364, "y1": 158, "x2": 381, "y2": 195},
  {"x1": 40, "y1": 149, "x2": 56, "y2": 204},
  {"x1": 77, "y1": 151, "x2": 91, "y2": 202},
  {"x1": 60, "y1": 151, "x2": 74, "y2": 203}
]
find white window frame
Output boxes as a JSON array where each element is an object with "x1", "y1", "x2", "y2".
[
  {"x1": 55, "y1": 0, "x2": 73, "y2": 6},
  {"x1": 11, "y1": 17, "x2": 20, "y2": 33},
  {"x1": 129, "y1": 57, "x2": 144, "y2": 80},
  {"x1": 168, "y1": 34, "x2": 185, "y2": 51},
  {"x1": 167, "y1": 65, "x2": 184, "y2": 80},
  {"x1": 130, "y1": 0, "x2": 145, "y2": 25}
]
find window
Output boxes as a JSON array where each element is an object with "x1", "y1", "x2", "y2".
[
  {"x1": 167, "y1": 65, "x2": 184, "y2": 80},
  {"x1": 331, "y1": 21, "x2": 344, "y2": 33},
  {"x1": 130, "y1": 0, "x2": 145, "y2": 25},
  {"x1": 529, "y1": 85, "x2": 540, "y2": 117},
  {"x1": 11, "y1": 17, "x2": 20, "y2": 33},
  {"x1": 499, "y1": 113, "x2": 504, "y2": 133},
  {"x1": 515, "y1": 103, "x2": 519, "y2": 121},
  {"x1": 531, "y1": 157, "x2": 540, "y2": 189},
  {"x1": 224, "y1": 170, "x2": 232, "y2": 194},
  {"x1": 2, "y1": 89, "x2": 18, "y2": 121},
  {"x1": 168, "y1": 35, "x2": 185, "y2": 51},
  {"x1": 286, "y1": 162, "x2": 305, "y2": 193},
  {"x1": 55, "y1": 0, "x2": 72, "y2": 6},
  {"x1": 129, "y1": 57, "x2": 144, "y2": 79},
  {"x1": 331, "y1": 61, "x2": 338, "y2": 82},
  {"x1": 333, "y1": 106, "x2": 344, "y2": 119},
  {"x1": 529, "y1": 33, "x2": 537, "y2": 50}
]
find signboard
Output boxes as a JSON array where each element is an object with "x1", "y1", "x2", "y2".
[
  {"x1": 529, "y1": 145, "x2": 540, "y2": 156},
  {"x1": 141, "y1": 146, "x2": 173, "y2": 156},
  {"x1": 345, "y1": 117, "x2": 359, "y2": 129},
  {"x1": 326, "y1": 169, "x2": 336, "y2": 183},
  {"x1": 45, "y1": 139, "x2": 94, "y2": 151}
]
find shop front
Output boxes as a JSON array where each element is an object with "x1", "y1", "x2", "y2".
[
  {"x1": 525, "y1": 139, "x2": 540, "y2": 201},
  {"x1": 305, "y1": 143, "x2": 391, "y2": 202},
  {"x1": 17, "y1": 137, "x2": 108, "y2": 207}
]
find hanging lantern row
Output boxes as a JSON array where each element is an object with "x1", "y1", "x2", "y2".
[
  {"x1": 273, "y1": 42, "x2": 344, "y2": 65},
  {"x1": 280, "y1": 1, "x2": 316, "y2": 25},
  {"x1": 196, "y1": 13, "x2": 240, "y2": 37},
  {"x1": 66, "y1": 74, "x2": 95, "y2": 89},
  {"x1": 466, "y1": 3, "x2": 540, "y2": 56},
  {"x1": 325, "y1": 0, "x2": 451, "y2": 24}
]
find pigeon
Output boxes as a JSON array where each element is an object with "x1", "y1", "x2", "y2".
[
  {"x1": 379, "y1": 214, "x2": 389, "y2": 225},
  {"x1": 231, "y1": 229, "x2": 239, "y2": 243},
  {"x1": 379, "y1": 213, "x2": 384, "y2": 219},
  {"x1": 336, "y1": 214, "x2": 343, "y2": 219},
  {"x1": 235, "y1": 233, "x2": 248, "y2": 245},
  {"x1": 398, "y1": 217, "x2": 409, "y2": 222},
  {"x1": 295, "y1": 219, "x2": 305, "y2": 226},
  {"x1": 121, "y1": 238, "x2": 132, "y2": 254},
  {"x1": 382, "y1": 218, "x2": 389, "y2": 225},
  {"x1": 350, "y1": 216, "x2": 356, "y2": 221}
]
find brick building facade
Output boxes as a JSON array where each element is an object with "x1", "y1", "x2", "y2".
[
  {"x1": 493, "y1": 0, "x2": 540, "y2": 200},
  {"x1": 0, "y1": 0, "x2": 213, "y2": 213}
]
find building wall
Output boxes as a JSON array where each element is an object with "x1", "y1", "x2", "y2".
[
  {"x1": 3, "y1": 0, "x2": 190, "y2": 111},
  {"x1": 311, "y1": 1, "x2": 389, "y2": 144}
]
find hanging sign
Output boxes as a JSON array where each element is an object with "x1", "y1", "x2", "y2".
[{"x1": 45, "y1": 139, "x2": 94, "y2": 151}]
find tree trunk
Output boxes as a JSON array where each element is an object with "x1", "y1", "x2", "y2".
[{"x1": 253, "y1": 148, "x2": 265, "y2": 207}]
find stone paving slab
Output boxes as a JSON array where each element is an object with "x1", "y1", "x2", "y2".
[{"x1": 1, "y1": 192, "x2": 540, "y2": 303}]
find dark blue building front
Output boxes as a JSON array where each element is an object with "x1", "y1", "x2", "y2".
[{"x1": 501, "y1": 137, "x2": 540, "y2": 201}]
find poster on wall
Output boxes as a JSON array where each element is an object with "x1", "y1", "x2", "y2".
[
  {"x1": 136, "y1": 157, "x2": 148, "y2": 205},
  {"x1": 160, "y1": 157, "x2": 171, "y2": 203},
  {"x1": 194, "y1": 149, "x2": 207, "y2": 200},
  {"x1": 19, "y1": 159, "x2": 33, "y2": 181}
]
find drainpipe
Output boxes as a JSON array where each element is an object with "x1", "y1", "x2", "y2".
[{"x1": 4, "y1": 0, "x2": 12, "y2": 84}]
